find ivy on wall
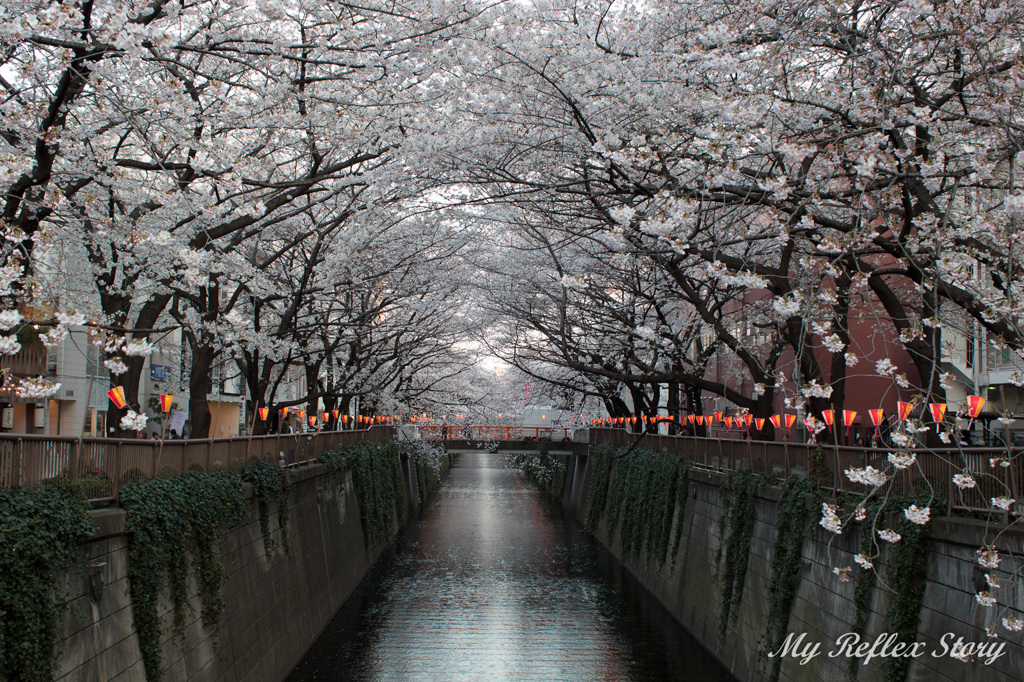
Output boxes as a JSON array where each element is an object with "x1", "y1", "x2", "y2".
[
  {"x1": 719, "y1": 469, "x2": 757, "y2": 635},
  {"x1": 319, "y1": 442, "x2": 404, "y2": 550},
  {"x1": 414, "y1": 448, "x2": 450, "y2": 505},
  {"x1": 240, "y1": 461, "x2": 291, "y2": 556},
  {"x1": 0, "y1": 487, "x2": 93, "y2": 682},
  {"x1": 584, "y1": 445, "x2": 693, "y2": 566},
  {"x1": 847, "y1": 491, "x2": 937, "y2": 682},
  {"x1": 119, "y1": 471, "x2": 246, "y2": 682},
  {"x1": 760, "y1": 476, "x2": 811, "y2": 682}
]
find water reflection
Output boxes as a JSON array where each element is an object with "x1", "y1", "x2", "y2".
[{"x1": 287, "y1": 451, "x2": 734, "y2": 681}]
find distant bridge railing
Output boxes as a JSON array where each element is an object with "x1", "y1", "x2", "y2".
[
  {"x1": 0, "y1": 426, "x2": 394, "y2": 503},
  {"x1": 590, "y1": 428, "x2": 1022, "y2": 517},
  {"x1": 419, "y1": 425, "x2": 573, "y2": 442}
]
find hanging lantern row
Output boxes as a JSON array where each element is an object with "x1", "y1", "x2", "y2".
[{"x1": 588, "y1": 394, "x2": 989, "y2": 434}]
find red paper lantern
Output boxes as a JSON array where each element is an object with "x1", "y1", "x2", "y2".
[
  {"x1": 769, "y1": 414, "x2": 782, "y2": 429},
  {"x1": 842, "y1": 410, "x2": 857, "y2": 435},
  {"x1": 967, "y1": 395, "x2": 985, "y2": 420},
  {"x1": 159, "y1": 394, "x2": 174, "y2": 413},
  {"x1": 784, "y1": 414, "x2": 796, "y2": 429},
  {"x1": 821, "y1": 409, "x2": 835, "y2": 427},
  {"x1": 687, "y1": 415, "x2": 695, "y2": 424},
  {"x1": 869, "y1": 408, "x2": 884, "y2": 430},
  {"x1": 713, "y1": 411, "x2": 723, "y2": 423},
  {"x1": 332, "y1": 409, "x2": 340, "y2": 419},
  {"x1": 897, "y1": 401, "x2": 913, "y2": 421},
  {"x1": 280, "y1": 407, "x2": 289, "y2": 418},
  {"x1": 929, "y1": 403, "x2": 947, "y2": 431},
  {"x1": 258, "y1": 407, "x2": 269, "y2": 420},
  {"x1": 755, "y1": 418, "x2": 765, "y2": 430},
  {"x1": 308, "y1": 415, "x2": 317, "y2": 427},
  {"x1": 106, "y1": 386, "x2": 127, "y2": 409}
]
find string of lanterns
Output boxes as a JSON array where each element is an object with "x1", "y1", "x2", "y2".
[{"x1": 588, "y1": 395, "x2": 989, "y2": 435}]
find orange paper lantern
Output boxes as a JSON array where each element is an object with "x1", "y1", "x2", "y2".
[
  {"x1": 897, "y1": 401, "x2": 913, "y2": 420},
  {"x1": 755, "y1": 418, "x2": 765, "y2": 430},
  {"x1": 159, "y1": 393, "x2": 174, "y2": 413},
  {"x1": 713, "y1": 411, "x2": 723, "y2": 424},
  {"x1": 332, "y1": 409, "x2": 340, "y2": 419},
  {"x1": 784, "y1": 414, "x2": 796, "y2": 429},
  {"x1": 258, "y1": 407, "x2": 269, "y2": 420},
  {"x1": 724, "y1": 416, "x2": 734, "y2": 428},
  {"x1": 308, "y1": 416, "x2": 317, "y2": 427},
  {"x1": 280, "y1": 407, "x2": 289, "y2": 418},
  {"x1": 769, "y1": 414, "x2": 782, "y2": 429}
]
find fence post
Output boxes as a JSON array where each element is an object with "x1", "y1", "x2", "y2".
[
  {"x1": 15, "y1": 438, "x2": 24, "y2": 487},
  {"x1": 111, "y1": 441, "x2": 120, "y2": 501}
]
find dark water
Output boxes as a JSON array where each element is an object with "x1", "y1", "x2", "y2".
[{"x1": 286, "y1": 452, "x2": 734, "y2": 681}]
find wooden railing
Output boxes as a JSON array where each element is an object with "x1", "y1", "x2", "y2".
[
  {"x1": 0, "y1": 335, "x2": 46, "y2": 376},
  {"x1": 590, "y1": 428, "x2": 1022, "y2": 516},
  {"x1": 418, "y1": 425, "x2": 573, "y2": 442},
  {"x1": 0, "y1": 426, "x2": 394, "y2": 502}
]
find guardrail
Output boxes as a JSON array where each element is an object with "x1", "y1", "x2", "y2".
[
  {"x1": 419, "y1": 425, "x2": 573, "y2": 442},
  {"x1": 0, "y1": 426, "x2": 394, "y2": 502},
  {"x1": 590, "y1": 428, "x2": 1022, "y2": 517}
]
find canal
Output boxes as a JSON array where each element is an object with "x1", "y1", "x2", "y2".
[{"x1": 286, "y1": 451, "x2": 734, "y2": 681}]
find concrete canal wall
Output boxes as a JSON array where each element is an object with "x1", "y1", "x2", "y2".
[
  {"x1": 561, "y1": 451, "x2": 1024, "y2": 682},
  {"x1": 54, "y1": 455, "x2": 428, "y2": 682}
]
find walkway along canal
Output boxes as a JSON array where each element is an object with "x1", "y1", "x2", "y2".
[{"x1": 287, "y1": 451, "x2": 734, "y2": 680}]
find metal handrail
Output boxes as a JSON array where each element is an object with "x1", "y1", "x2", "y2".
[
  {"x1": 417, "y1": 425, "x2": 573, "y2": 442},
  {"x1": 587, "y1": 427, "x2": 1022, "y2": 516},
  {"x1": 0, "y1": 426, "x2": 395, "y2": 502}
]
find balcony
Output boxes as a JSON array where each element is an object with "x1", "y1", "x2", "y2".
[{"x1": 0, "y1": 335, "x2": 46, "y2": 377}]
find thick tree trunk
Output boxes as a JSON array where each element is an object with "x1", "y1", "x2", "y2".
[{"x1": 188, "y1": 344, "x2": 216, "y2": 438}]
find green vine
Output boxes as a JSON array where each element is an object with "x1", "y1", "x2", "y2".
[
  {"x1": 413, "y1": 451, "x2": 450, "y2": 504},
  {"x1": 669, "y1": 461, "x2": 693, "y2": 561},
  {"x1": 843, "y1": 491, "x2": 936, "y2": 682},
  {"x1": 584, "y1": 446, "x2": 693, "y2": 566},
  {"x1": 760, "y1": 476, "x2": 811, "y2": 682},
  {"x1": 119, "y1": 471, "x2": 246, "y2": 682},
  {"x1": 239, "y1": 461, "x2": 291, "y2": 556},
  {"x1": 319, "y1": 442, "x2": 404, "y2": 550},
  {"x1": 584, "y1": 444, "x2": 616, "y2": 533},
  {"x1": 0, "y1": 487, "x2": 94, "y2": 682},
  {"x1": 882, "y1": 501, "x2": 932, "y2": 682},
  {"x1": 719, "y1": 469, "x2": 757, "y2": 635}
]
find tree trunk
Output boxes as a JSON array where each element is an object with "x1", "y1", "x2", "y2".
[{"x1": 188, "y1": 344, "x2": 216, "y2": 438}]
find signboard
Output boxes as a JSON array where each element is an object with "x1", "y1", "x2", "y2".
[
  {"x1": 150, "y1": 364, "x2": 171, "y2": 382},
  {"x1": 170, "y1": 411, "x2": 187, "y2": 436}
]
